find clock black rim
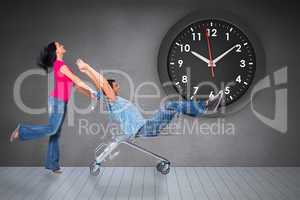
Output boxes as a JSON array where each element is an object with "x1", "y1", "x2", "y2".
[
  {"x1": 166, "y1": 18, "x2": 256, "y2": 106},
  {"x1": 157, "y1": 10, "x2": 266, "y2": 116}
]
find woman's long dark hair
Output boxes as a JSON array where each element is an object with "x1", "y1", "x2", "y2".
[{"x1": 37, "y1": 42, "x2": 57, "y2": 72}]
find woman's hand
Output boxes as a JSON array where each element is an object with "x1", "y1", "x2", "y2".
[
  {"x1": 90, "y1": 90, "x2": 98, "y2": 100},
  {"x1": 76, "y1": 58, "x2": 89, "y2": 73}
]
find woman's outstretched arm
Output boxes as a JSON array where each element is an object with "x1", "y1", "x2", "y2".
[
  {"x1": 60, "y1": 65, "x2": 94, "y2": 98},
  {"x1": 75, "y1": 85, "x2": 95, "y2": 98}
]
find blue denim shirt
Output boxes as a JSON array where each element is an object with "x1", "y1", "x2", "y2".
[{"x1": 96, "y1": 90, "x2": 146, "y2": 136}]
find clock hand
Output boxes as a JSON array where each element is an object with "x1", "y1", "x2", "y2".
[
  {"x1": 212, "y1": 44, "x2": 239, "y2": 64},
  {"x1": 190, "y1": 51, "x2": 210, "y2": 64},
  {"x1": 205, "y1": 29, "x2": 215, "y2": 78}
]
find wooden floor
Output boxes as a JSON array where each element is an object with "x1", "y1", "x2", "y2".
[{"x1": 0, "y1": 167, "x2": 299, "y2": 200}]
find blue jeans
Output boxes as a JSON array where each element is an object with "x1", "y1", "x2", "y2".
[
  {"x1": 137, "y1": 100, "x2": 206, "y2": 137},
  {"x1": 18, "y1": 96, "x2": 67, "y2": 170}
]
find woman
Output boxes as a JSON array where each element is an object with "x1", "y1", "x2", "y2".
[{"x1": 9, "y1": 41, "x2": 94, "y2": 173}]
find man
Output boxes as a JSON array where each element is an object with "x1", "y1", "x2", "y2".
[{"x1": 75, "y1": 59, "x2": 224, "y2": 138}]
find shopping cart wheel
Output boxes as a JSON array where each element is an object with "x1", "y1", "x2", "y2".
[
  {"x1": 89, "y1": 160, "x2": 101, "y2": 176},
  {"x1": 156, "y1": 161, "x2": 170, "y2": 175}
]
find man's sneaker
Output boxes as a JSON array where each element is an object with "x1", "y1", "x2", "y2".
[{"x1": 205, "y1": 90, "x2": 224, "y2": 114}]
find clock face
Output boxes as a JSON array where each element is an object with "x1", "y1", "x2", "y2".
[{"x1": 167, "y1": 19, "x2": 256, "y2": 105}]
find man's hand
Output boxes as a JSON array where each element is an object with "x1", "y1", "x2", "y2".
[{"x1": 76, "y1": 58, "x2": 90, "y2": 73}]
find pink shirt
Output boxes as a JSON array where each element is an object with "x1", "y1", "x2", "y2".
[{"x1": 50, "y1": 60, "x2": 74, "y2": 102}]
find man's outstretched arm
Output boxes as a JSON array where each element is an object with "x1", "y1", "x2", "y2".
[{"x1": 76, "y1": 59, "x2": 116, "y2": 102}]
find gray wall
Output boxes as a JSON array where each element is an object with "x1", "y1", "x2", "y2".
[{"x1": 0, "y1": 0, "x2": 299, "y2": 166}]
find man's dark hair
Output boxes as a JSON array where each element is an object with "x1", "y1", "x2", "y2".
[{"x1": 107, "y1": 79, "x2": 116, "y2": 88}]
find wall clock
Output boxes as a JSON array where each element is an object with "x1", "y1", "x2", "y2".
[{"x1": 158, "y1": 11, "x2": 265, "y2": 114}]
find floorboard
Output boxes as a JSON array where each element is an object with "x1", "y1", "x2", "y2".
[{"x1": 0, "y1": 167, "x2": 299, "y2": 200}]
